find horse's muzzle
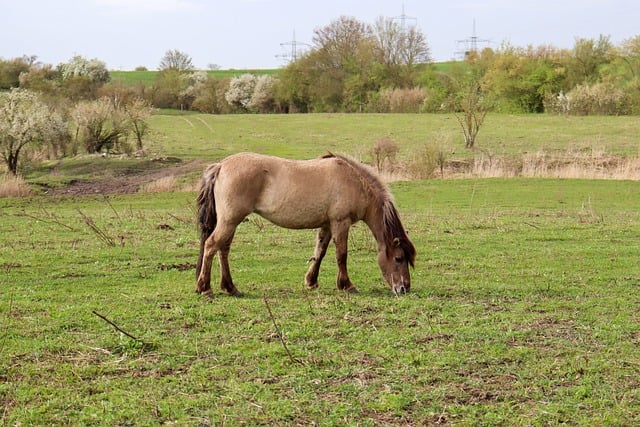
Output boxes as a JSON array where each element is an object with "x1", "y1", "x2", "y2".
[{"x1": 392, "y1": 283, "x2": 409, "y2": 295}]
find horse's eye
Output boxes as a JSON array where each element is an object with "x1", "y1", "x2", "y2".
[{"x1": 395, "y1": 256, "x2": 404, "y2": 263}]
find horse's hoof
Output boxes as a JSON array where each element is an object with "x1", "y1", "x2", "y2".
[
  {"x1": 346, "y1": 287, "x2": 360, "y2": 294},
  {"x1": 201, "y1": 290, "x2": 215, "y2": 299},
  {"x1": 230, "y1": 290, "x2": 244, "y2": 297}
]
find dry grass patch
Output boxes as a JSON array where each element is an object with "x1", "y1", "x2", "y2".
[
  {"x1": 138, "y1": 175, "x2": 176, "y2": 193},
  {"x1": 0, "y1": 174, "x2": 33, "y2": 198},
  {"x1": 457, "y1": 146, "x2": 640, "y2": 180}
]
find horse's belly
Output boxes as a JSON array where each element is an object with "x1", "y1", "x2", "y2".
[{"x1": 256, "y1": 204, "x2": 328, "y2": 229}]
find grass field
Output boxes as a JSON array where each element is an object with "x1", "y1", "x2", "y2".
[
  {"x1": 20, "y1": 112, "x2": 640, "y2": 191},
  {"x1": 2, "y1": 113, "x2": 640, "y2": 425},
  {"x1": 110, "y1": 69, "x2": 280, "y2": 86},
  {"x1": 2, "y1": 177, "x2": 640, "y2": 425}
]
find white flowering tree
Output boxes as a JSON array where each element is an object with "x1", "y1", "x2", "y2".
[
  {"x1": 58, "y1": 55, "x2": 110, "y2": 84},
  {"x1": 0, "y1": 89, "x2": 68, "y2": 175},
  {"x1": 225, "y1": 74, "x2": 257, "y2": 111},
  {"x1": 249, "y1": 75, "x2": 279, "y2": 113}
]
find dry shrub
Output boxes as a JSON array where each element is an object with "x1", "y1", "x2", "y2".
[
  {"x1": 407, "y1": 143, "x2": 447, "y2": 179},
  {"x1": 378, "y1": 87, "x2": 426, "y2": 113},
  {"x1": 138, "y1": 175, "x2": 176, "y2": 193},
  {"x1": 545, "y1": 83, "x2": 629, "y2": 115},
  {"x1": 468, "y1": 146, "x2": 640, "y2": 180},
  {"x1": 0, "y1": 174, "x2": 33, "y2": 198},
  {"x1": 372, "y1": 137, "x2": 399, "y2": 173}
]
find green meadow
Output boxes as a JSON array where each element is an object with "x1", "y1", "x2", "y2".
[
  {"x1": 2, "y1": 113, "x2": 640, "y2": 425},
  {"x1": 110, "y1": 69, "x2": 280, "y2": 86}
]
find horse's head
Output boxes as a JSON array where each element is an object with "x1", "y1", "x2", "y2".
[{"x1": 378, "y1": 236, "x2": 416, "y2": 295}]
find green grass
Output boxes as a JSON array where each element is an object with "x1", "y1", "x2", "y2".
[
  {"x1": 110, "y1": 69, "x2": 280, "y2": 86},
  {"x1": 2, "y1": 179, "x2": 640, "y2": 425},
  {"x1": 21, "y1": 113, "x2": 639, "y2": 184},
  {"x1": 143, "y1": 112, "x2": 640, "y2": 162}
]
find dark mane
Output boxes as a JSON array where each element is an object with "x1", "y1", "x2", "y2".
[{"x1": 324, "y1": 153, "x2": 416, "y2": 267}]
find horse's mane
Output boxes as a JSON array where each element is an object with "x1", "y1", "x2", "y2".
[{"x1": 322, "y1": 153, "x2": 416, "y2": 266}]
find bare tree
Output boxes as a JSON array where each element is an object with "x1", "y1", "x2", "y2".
[
  {"x1": 372, "y1": 136, "x2": 399, "y2": 173},
  {"x1": 455, "y1": 81, "x2": 488, "y2": 149},
  {"x1": 372, "y1": 17, "x2": 431, "y2": 87},
  {"x1": 123, "y1": 98, "x2": 153, "y2": 150},
  {"x1": 159, "y1": 49, "x2": 194, "y2": 72}
]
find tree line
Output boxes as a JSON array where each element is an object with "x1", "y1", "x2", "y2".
[
  {"x1": 2, "y1": 15, "x2": 640, "y2": 175},
  {"x1": 3, "y1": 16, "x2": 640, "y2": 116}
]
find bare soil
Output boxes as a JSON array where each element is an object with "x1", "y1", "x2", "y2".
[{"x1": 47, "y1": 159, "x2": 205, "y2": 196}]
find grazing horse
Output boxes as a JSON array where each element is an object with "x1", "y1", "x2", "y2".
[{"x1": 195, "y1": 152, "x2": 416, "y2": 296}]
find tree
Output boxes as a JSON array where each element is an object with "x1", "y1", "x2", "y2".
[
  {"x1": 308, "y1": 16, "x2": 376, "y2": 111},
  {"x1": 455, "y1": 81, "x2": 488, "y2": 149},
  {"x1": 0, "y1": 56, "x2": 33, "y2": 89},
  {"x1": 566, "y1": 36, "x2": 613, "y2": 86},
  {"x1": 72, "y1": 98, "x2": 128, "y2": 153},
  {"x1": 58, "y1": 55, "x2": 110, "y2": 83},
  {"x1": 225, "y1": 74, "x2": 257, "y2": 111},
  {"x1": 123, "y1": 98, "x2": 153, "y2": 150},
  {"x1": 57, "y1": 55, "x2": 110, "y2": 101},
  {"x1": 248, "y1": 75, "x2": 279, "y2": 113},
  {"x1": 372, "y1": 17, "x2": 431, "y2": 88},
  {"x1": 159, "y1": 49, "x2": 194, "y2": 72},
  {"x1": 151, "y1": 68, "x2": 189, "y2": 109},
  {"x1": 0, "y1": 89, "x2": 68, "y2": 175},
  {"x1": 192, "y1": 77, "x2": 232, "y2": 114}
]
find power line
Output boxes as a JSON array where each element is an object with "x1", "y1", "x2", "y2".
[
  {"x1": 393, "y1": 4, "x2": 417, "y2": 31},
  {"x1": 456, "y1": 19, "x2": 491, "y2": 59},
  {"x1": 276, "y1": 30, "x2": 310, "y2": 64}
]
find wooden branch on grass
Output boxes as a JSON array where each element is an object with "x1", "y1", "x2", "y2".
[
  {"x1": 263, "y1": 297, "x2": 305, "y2": 366},
  {"x1": 92, "y1": 310, "x2": 143, "y2": 343}
]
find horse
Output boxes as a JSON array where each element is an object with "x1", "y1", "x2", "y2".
[{"x1": 195, "y1": 152, "x2": 416, "y2": 297}]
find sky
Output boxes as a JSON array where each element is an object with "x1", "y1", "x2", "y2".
[{"x1": 2, "y1": 0, "x2": 639, "y2": 70}]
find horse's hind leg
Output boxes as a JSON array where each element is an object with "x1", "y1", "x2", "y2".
[
  {"x1": 305, "y1": 226, "x2": 332, "y2": 289},
  {"x1": 218, "y1": 236, "x2": 242, "y2": 297},
  {"x1": 197, "y1": 221, "x2": 241, "y2": 297}
]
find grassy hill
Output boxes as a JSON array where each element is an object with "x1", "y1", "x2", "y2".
[{"x1": 110, "y1": 68, "x2": 280, "y2": 86}]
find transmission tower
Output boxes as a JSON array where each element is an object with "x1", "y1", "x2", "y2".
[
  {"x1": 456, "y1": 20, "x2": 491, "y2": 58},
  {"x1": 276, "y1": 30, "x2": 310, "y2": 64},
  {"x1": 393, "y1": 4, "x2": 417, "y2": 31}
]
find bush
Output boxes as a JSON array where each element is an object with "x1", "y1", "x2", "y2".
[
  {"x1": 248, "y1": 75, "x2": 279, "y2": 113},
  {"x1": 372, "y1": 137, "x2": 399, "y2": 172},
  {"x1": 0, "y1": 174, "x2": 32, "y2": 198},
  {"x1": 545, "y1": 82, "x2": 629, "y2": 115},
  {"x1": 375, "y1": 87, "x2": 426, "y2": 113},
  {"x1": 225, "y1": 74, "x2": 257, "y2": 111},
  {"x1": 406, "y1": 143, "x2": 446, "y2": 179}
]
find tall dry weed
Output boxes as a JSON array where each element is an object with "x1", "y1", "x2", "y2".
[
  {"x1": 467, "y1": 146, "x2": 640, "y2": 180},
  {"x1": 0, "y1": 174, "x2": 33, "y2": 198},
  {"x1": 138, "y1": 175, "x2": 176, "y2": 193}
]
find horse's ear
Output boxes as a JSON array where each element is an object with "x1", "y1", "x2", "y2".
[{"x1": 393, "y1": 237, "x2": 401, "y2": 247}]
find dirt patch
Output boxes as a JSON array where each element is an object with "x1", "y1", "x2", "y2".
[{"x1": 47, "y1": 159, "x2": 205, "y2": 196}]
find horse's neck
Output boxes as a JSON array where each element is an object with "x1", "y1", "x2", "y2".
[{"x1": 364, "y1": 204, "x2": 389, "y2": 252}]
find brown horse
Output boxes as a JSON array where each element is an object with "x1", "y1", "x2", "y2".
[{"x1": 195, "y1": 152, "x2": 416, "y2": 296}]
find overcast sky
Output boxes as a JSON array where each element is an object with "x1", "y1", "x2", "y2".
[{"x1": 2, "y1": 0, "x2": 639, "y2": 70}]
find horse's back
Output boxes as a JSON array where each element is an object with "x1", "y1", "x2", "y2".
[{"x1": 215, "y1": 153, "x2": 367, "y2": 229}]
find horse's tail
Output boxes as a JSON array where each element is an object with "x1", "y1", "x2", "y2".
[{"x1": 196, "y1": 163, "x2": 222, "y2": 279}]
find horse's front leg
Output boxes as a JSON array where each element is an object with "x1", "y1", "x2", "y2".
[
  {"x1": 305, "y1": 226, "x2": 332, "y2": 289},
  {"x1": 332, "y1": 221, "x2": 358, "y2": 293}
]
